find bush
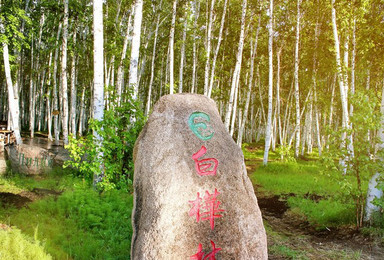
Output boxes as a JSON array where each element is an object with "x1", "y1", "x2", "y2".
[{"x1": 65, "y1": 90, "x2": 145, "y2": 192}]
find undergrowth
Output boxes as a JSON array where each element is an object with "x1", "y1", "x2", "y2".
[
  {"x1": 0, "y1": 227, "x2": 51, "y2": 260},
  {"x1": 0, "y1": 173, "x2": 133, "y2": 259},
  {"x1": 244, "y1": 143, "x2": 369, "y2": 228}
]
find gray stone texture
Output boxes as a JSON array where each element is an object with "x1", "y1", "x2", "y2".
[{"x1": 131, "y1": 94, "x2": 267, "y2": 259}]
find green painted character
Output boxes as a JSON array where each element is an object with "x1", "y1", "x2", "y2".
[
  {"x1": 19, "y1": 153, "x2": 25, "y2": 166},
  {"x1": 188, "y1": 112, "x2": 214, "y2": 141},
  {"x1": 41, "y1": 157, "x2": 46, "y2": 167},
  {"x1": 25, "y1": 157, "x2": 32, "y2": 167},
  {"x1": 34, "y1": 158, "x2": 39, "y2": 167}
]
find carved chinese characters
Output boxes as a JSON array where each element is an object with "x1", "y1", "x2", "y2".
[
  {"x1": 131, "y1": 94, "x2": 267, "y2": 259},
  {"x1": 188, "y1": 112, "x2": 223, "y2": 258},
  {"x1": 192, "y1": 146, "x2": 218, "y2": 176}
]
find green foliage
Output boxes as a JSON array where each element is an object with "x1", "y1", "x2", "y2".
[
  {"x1": 322, "y1": 90, "x2": 384, "y2": 228},
  {"x1": 269, "y1": 244, "x2": 309, "y2": 260},
  {"x1": 65, "y1": 91, "x2": 145, "y2": 192},
  {"x1": 0, "y1": 179, "x2": 133, "y2": 259},
  {"x1": 288, "y1": 197, "x2": 355, "y2": 228},
  {"x1": 275, "y1": 145, "x2": 296, "y2": 162},
  {"x1": 0, "y1": 0, "x2": 31, "y2": 51},
  {"x1": 0, "y1": 227, "x2": 51, "y2": 260},
  {"x1": 251, "y1": 161, "x2": 341, "y2": 196}
]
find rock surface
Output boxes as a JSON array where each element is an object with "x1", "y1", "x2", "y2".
[
  {"x1": 131, "y1": 94, "x2": 267, "y2": 259},
  {"x1": 5, "y1": 144, "x2": 54, "y2": 175}
]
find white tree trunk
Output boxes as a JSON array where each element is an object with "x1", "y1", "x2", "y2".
[
  {"x1": 129, "y1": 0, "x2": 143, "y2": 100},
  {"x1": 203, "y1": 0, "x2": 215, "y2": 96},
  {"x1": 116, "y1": 8, "x2": 133, "y2": 104},
  {"x1": 1, "y1": 27, "x2": 22, "y2": 144},
  {"x1": 145, "y1": 14, "x2": 160, "y2": 116},
  {"x1": 178, "y1": 14, "x2": 187, "y2": 94},
  {"x1": 93, "y1": 0, "x2": 105, "y2": 185},
  {"x1": 70, "y1": 28, "x2": 77, "y2": 138},
  {"x1": 61, "y1": 0, "x2": 69, "y2": 145},
  {"x1": 224, "y1": 0, "x2": 247, "y2": 131},
  {"x1": 53, "y1": 22, "x2": 62, "y2": 145},
  {"x1": 207, "y1": 0, "x2": 228, "y2": 98},
  {"x1": 331, "y1": 0, "x2": 354, "y2": 169},
  {"x1": 78, "y1": 87, "x2": 85, "y2": 136},
  {"x1": 191, "y1": 0, "x2": 199, "y2": 94},
  {"x1": 294, "y1": 0, "x2": 301, "y2": 157},
  {"x1": 238, "y1": 27, "x2": 259, "y2": 147},
  {"x1": 29, "y1": 34, "x2": 35, "y2": 138},
  {"x1": 168, "y1": 0, "x2": 177, "y2": 94},
  {"x1": 263, "y1": 0, "x2": 273, "y2": 165}
]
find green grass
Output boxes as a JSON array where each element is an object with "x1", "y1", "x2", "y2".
[
  {"x1": 288, "y1": 197, "x2": 355, "y2": 227},
  {"x1": 0, "y1": 227, "x2": 52, "y2": 260},
  {"x1": 0, "y1": 172, "x2": 133, "y2": 260},
  {"x1": 243, "y1": 143, "x2": 369, "y2": 228}
]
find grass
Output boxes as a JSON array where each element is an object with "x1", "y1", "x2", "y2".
[
  {"x1": 0, "y1": 171, "x2": 133, "y2": 260},
  {"x1": 0, "y1": 227, "x2": 52, "y2": 260},
  {"x1": 243, "y1": 143, "x2": 369, "y2": 228}
]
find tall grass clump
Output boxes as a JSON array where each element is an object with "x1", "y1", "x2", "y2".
[
  {"x1": 0, "y1": 227, "x2": 52, "y2": 260},
  {"x1": 0, "y1": 184, "x2": 133, "y2": 259}
]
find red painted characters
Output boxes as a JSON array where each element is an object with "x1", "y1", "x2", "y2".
[
  {"x1": 188, "y1": 188, "x2": 225, "y2": 230},
  {"x1": 192, "y1": 146, "x2": 219, "y2": 176},
  {"x1": 190, "y1": 241, "x2": 222, "y2": 260}
]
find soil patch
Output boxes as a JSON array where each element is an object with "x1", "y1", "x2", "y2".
[
  {"x1": 0, "y1": 192, "x2": 32, "y2": 208},
  {"x1": 0, "y1": 188, "x2": 63, "y2": 209},
  {"x1": 258, "y1": 195, "x2": 288, "y2": 218}
]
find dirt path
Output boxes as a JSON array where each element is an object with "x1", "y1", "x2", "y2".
[{"x1": 245, "y1": 147, "x2": 384, "y2": 260}]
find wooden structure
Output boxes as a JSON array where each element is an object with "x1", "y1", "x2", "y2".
[{"x1": 0, "y1": 121, "x2": 15, "y2": 146}]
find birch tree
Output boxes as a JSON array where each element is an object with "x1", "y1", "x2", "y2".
[
  {"x1": 61, "y1": 0, "x2": 69, "y2": 145},
  {"x1": 263, "y1": 0, "x2": 273, "y2": 165},
  {"x1": 294, "y1": 0, "x2": 301, "y2": 158},
  {"x1": 0, "y1": 18, "x2": 22, "y2": 144},
  {"x1": 93, "y1": 0, "x2": 105, "y2": 185},
  {"x1": 129, "y1": 0, "x2": 143, "y2": 100},
  {"x1": 168, "y1": 0, "x2": 177, "y2": 94},
  {"x1": 224, "y1": 0, "x2": 247, "y2": 131}
]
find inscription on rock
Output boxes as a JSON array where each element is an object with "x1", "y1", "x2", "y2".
[{"x1": 131, "y1": 94, "x2": 267, "y2": 259}]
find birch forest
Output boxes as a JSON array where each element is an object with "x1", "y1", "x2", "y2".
[
  {"x1": 2, "y1": 0, "x2": 384, "y2": 258},
  {"x1": 2, "y1": 0, "x2": 384, "y2": 158}
]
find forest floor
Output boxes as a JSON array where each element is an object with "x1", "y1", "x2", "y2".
[{"x1": 244, "y1": 143, "x2": 384, "y2": 260}]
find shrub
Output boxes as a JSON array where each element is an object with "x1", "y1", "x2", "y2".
[{"x1": 65, "y1": 90, "x2": 145, "y2": 192}]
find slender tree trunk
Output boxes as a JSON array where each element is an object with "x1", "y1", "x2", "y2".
[
  {"x1": 263, "y1": 0, "x2": 273, "y2": 165},
  {"x1": 93, "y1": 0, "x2": 105, "y2": 185},
  {"x1": 204, "y1": 0, "x2": 215, "y2": 96},
  {"x1": 53, "y1": 23, "x2": 62, "y2": 145},
  {"x1": 61, "y1": 0, "x2": 69, "y2": 145},
  {"x1": 294, "y1": 0, "x2": 301, "y2": 158},
  {"x1": 146, "y1": 13, "x2": 160, "y2": 116},
  {"x1": 224, "y1": 0, "x2": 247, "y2": 131},
  {"x1": 238, "y1": 29, "x2": 258, "y2": 147},
  {"x1": 129, "y1": 0, "x2": 143, "y2": 100},
  {"x1": 179, "y1": 13, "x2": 187, "y2": 93},
  {"x1": 116, "y1": 8, "x2": 133, "y2": 104},
  {"x1": 331, "y1": 0, "x2": 354, "y2": 170},
  {"x1": 208, "y1": 0, "x2": 228, "y2": 98},
  {"x1": 276, "y1": 46, "x2": 282, "y2": 145},
  {"x1": 350, "y1": 17, "x2": 356, "y2": 117},
  {"x1": 1, "y1": 23, "x2": 22, "y2": 144},
  {"x1": 191, "y1": 0, "x2": 199, "y2": 94},
  {"x1": 70, "y1": 28, "x2": 77, "y2": 137},
  {"x1": 29, "y1": 34, "x2": 35, "y2": 138},
  {"x1": 168, "y1": 0, "x2": 177, "y2": 94}
]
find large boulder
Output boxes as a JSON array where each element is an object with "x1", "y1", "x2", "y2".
[
  {"x1": 131, "y1": 94, "x2": 267, "y2": 259},
  {"x1": 5, "y1": 144, "x2": 54, "y2": 175}
]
